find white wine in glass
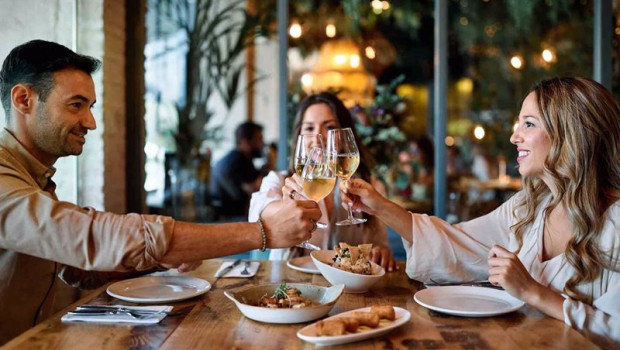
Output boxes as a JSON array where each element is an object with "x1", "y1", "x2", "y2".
[
  {"x1": 294, "y1": 134, "x2": 323, "y2": 176},
  {"x1": 327, "y1": 128, "x2": 367, "y2": 225},
  {"x1": 296, "y1": 147, "x2": 336, "y2": 250}
]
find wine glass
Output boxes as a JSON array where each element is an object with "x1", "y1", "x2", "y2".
[
  {"x1": 294, "y1": 134, "x2": 324, "y2": 176},
  {"x1": 296, "y1": 146, "x2": 337, "y2": 250},
  {"x1": 327, "y1": 128, "x2": 366, "y2": 225}
]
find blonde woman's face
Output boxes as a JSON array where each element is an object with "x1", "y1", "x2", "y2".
[
  {"x1": 510, "y1": 92, "x2": 552, "y2": 178},
  {"x1": 301, "y1": 103, "x2": 339, "y2": 142}
]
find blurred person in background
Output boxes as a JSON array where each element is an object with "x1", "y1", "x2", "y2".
[{"x1": 210, "y1": 121, "x2": 264, "y2": 220}]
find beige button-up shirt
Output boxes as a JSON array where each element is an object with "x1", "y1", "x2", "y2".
[{"x1": 0, "y1": 129, "x2": 175, "y2": 344}]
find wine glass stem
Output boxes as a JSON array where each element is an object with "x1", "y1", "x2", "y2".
[{"x1": 344, "y1": 178, "x2": 355, "y2": 221}]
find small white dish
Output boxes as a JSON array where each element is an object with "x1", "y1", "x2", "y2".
[
  {"x1": 224, "y1": 283, "x2": 344, "y2": 324},
  {"x1": 107, "y1": 276, "x2": 211, "y2": 303},
  {"x1": 311, "y1": 250, "x2": 385, "y2": 293},
  {"x1": 297, "y1": 306, "x2": 410, "y2": 346},
  {"x1": 286, "y1": 256, "x2": 320, "y2": 274},
  {"x1": 414, "y1": 285, "x2": 525, "y2": 317}
]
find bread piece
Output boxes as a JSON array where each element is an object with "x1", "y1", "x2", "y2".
[
  {"x1": 370, "y1": 306, "x2": 395, "y2": 320},
  {"x1": 349, "y1": 247, "x2": 360, "y2": 263},
  {"x1": 350, "y1": 311, "x2": 380, "y2": 328},
  {"x1": 358, "y1": 243, "x2": 372, "y2": 257},
  {"x1": 336, "y1": 317, "x2": 359, "y2": 332},
  {"x1": 315, "y1": 319, "x2": 346, "y2": 336}
]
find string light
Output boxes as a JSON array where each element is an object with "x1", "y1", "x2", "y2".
[
  {"x1": 301, "y1": 73, "x2": 313, "y2": 88},
  {"x1": 365, "y1": 46, "x2": 376, "y2": 59},
  {"x1": 289, "y1": 22, "x2": 302, "y2": 38},
  {"x1": 445, "y1": 136, "x2": 455, "y2": 147},
  {"x1": 326, "y1": 23, "x2": 336, "y2": 38},
  {"x1": 510, "y1": 55, "x2": 523, "y2": 69},
  {"x1": 474, "y1": 125, "x2": 486, "y2": 140},
  {"x1": 513, "y1": 121, "x2": 519, "y2": 132}
]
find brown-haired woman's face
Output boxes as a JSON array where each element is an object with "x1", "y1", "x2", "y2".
[
  {"x1": 510, "y1": 92, "x2": 551, "y2": 179},
  {"x1": 301, "y1": 103, "x2": 339, "y2": 141}
]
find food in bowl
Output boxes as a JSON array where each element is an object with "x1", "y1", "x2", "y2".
[
  {"x1": 224, "y1": 283, "x2": 345, "y2": 324},
  {"x1": 257, "y1": 282, "x2": 313, "y2": 309},
  {"x1": 332, "y1": 243, "x2": 373, "y2": 275}
]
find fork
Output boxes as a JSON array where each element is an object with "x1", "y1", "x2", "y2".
[
  {"x1": 68, "y1": 310, "x2": 164, "y2": 320},
  {"x1": 240, "y1": 261, "x2": 251, "y2": 275}
]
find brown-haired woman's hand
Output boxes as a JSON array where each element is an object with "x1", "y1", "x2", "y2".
[
  {"x1": 340, "y1": 178, "x2": 388, "y2": 215},
  {"x1": 370, "y1": 246, "x2": 399, "y2": 272},
  {"x1": 282, "y1": 174, "x2": 305, "y2": 200}
]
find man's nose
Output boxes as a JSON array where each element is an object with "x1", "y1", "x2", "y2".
[{"x1": 82, "y1": 110, "x2": 97, "y2": 130}]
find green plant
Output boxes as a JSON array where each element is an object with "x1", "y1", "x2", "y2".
[
  {"x1": 351, "y1": 75, "x2": 407, "y2": 181},
  {"x1": 150, "y1": 0, "x2": 274, "y2": 165}
]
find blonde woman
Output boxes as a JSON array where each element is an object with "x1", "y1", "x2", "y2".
[
  {"x1": 342, "y1": 78, "x2": 620, "y2": 347},
  {"x1": 249, "y1": 92, "x2": 396, "y2": 271}
]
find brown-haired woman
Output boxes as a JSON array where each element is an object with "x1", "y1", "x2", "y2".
[{"x1": 249, "y1": 92, "x2": 396, "y2": 271}]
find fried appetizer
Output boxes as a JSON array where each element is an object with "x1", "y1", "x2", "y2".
[
  {"x1": 315, "y1": 319, "x2": 346, "y2": 336},
  {"x1": 350, "y1": 311, "x2": 380, "y2": 328},
  {"x1": 370, "y1": 305, "x2": 396, "y2": 320}
]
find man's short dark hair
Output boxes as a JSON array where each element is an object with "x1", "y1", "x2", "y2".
[
  {"x1": 235, "y1": 121, "x2": 263, "y2": 145},
  {"x1": 0, "y1": 40, "x2": 101, "y2": 117}
]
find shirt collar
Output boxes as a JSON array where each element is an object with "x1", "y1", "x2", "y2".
[{"x1": 0, "y1": 128, "x2": 56, "y2": 189}]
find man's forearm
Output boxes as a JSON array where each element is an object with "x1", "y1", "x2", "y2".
[{"x1": 160, "y1": 221, "x2": 262, "y2": 264}]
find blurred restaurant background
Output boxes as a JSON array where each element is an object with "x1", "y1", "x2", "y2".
[{"x1": 0, "y1": 0, "x2": 618, "y2": 256}]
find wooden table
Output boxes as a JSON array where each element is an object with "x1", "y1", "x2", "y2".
[{"x1": 4, "y1": 260, "x2": 597, "y2": 349}]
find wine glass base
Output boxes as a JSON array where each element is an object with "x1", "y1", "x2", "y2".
[
  {"x1": 335, "y1": 218, "x2": 367, "y2": 226},
  {"x1": 296, "y1": 241, "x2": 321, "y2": 250}
]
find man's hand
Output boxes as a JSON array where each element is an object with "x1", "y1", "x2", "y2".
[
  {"x1": 161, "y1": 260, "x2": 203, "y2": 273},
  {"x1": 260, "y1": 200, "x2": 322, "y2": 248}
]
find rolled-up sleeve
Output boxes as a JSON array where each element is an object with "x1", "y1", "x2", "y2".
[{"x1": 0, "y1": 171, "x2": 174, "y2": 272}]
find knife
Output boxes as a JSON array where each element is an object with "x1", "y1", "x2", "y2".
[
  {"x1": 76, "y1": 305, "x2": 170, "y2": 314},
  {"x1": 215, "y1": 259, "x2": 242, "y2": 278}
]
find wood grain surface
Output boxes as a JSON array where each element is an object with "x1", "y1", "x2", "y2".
[{"x1": 3, "y1": 260, "x2": 598, "y2": 350}]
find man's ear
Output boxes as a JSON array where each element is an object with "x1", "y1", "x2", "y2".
[{"x1": 10, "y1": 84, "x2": 36, "y2": 116}]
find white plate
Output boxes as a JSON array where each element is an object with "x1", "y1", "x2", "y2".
[
  {"x1": 286, "y1": 256, "x2": 320, "y2": 274},
  {"x1": 414, "y1": 286, "x2": 525, "y2": 317},
  {"x1": 106, "y1": 276, "x2": 211, "y2": 303},
  {"x1": 297, "y1": 306, "x2": 410, "y2": 346}
]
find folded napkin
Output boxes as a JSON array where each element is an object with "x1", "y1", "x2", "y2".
[
  {"x1": 61, "y1": 305, "x2": 172, "y2": 325},
  {"x1": 214, "y1": 261, "x2": 260, "y2": 278}
]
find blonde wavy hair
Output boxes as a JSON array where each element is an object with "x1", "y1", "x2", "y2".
[{"x1": 511, "y1": 77, "x2": 620, "y2": 302}]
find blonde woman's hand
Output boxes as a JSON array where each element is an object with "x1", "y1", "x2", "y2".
[
  {"x1": 487, "y1": 245, "x2": 541, "y2": 301},
  {"x1": 340, "y1": 178, "x2": 388, "y2": 215},
  {"x1": 370, "y1": 246, "x2": 398, "y2": 272},
  {"x1": 282, "y1": 174, "x2": 305, "y2": 200}
]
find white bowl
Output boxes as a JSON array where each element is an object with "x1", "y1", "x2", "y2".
[
  {"x1": 224, "y1": 283, "x2": 344, "y2": 324},
  {"x1": 311, "y1": 250, "x2": 385, "y2": 293}
]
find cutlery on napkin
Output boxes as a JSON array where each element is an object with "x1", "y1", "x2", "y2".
[
  {"x1": 214, "y1": 260, "x2": 259, "y2": 279},
  {"x1": 61, "y1": 304, "x2": 172, "y2": 324}
]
